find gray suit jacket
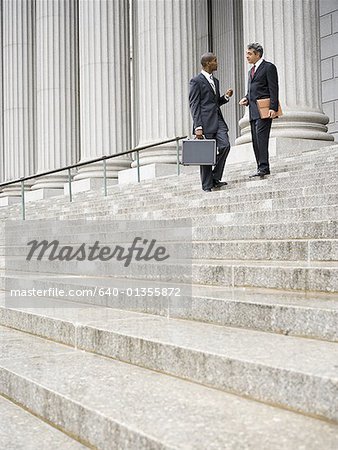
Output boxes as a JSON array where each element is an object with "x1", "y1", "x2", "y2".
[{"x1": 189, "y1": 73, "x2": 229, "y2": 135}]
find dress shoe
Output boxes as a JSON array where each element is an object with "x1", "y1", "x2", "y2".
[
  {"x1": 203, "y1": 188, "x2": 212, "y2": 192},
  {"x1": 249, "y1": 172, "x2": 261, "y2": 178},
  {"x1": 213, "y1": 180, "x2": 228, "y2": 188},
  {"x1": 249, "y1": 171, "x2": 270, "y2": 178}
]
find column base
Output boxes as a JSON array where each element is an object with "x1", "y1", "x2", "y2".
[
  {"x1": 0, "y1": 197, "x2": 21, "y2": 207},
  {"x1": 74, "y1": 159, "x2": 131, "y2": 180},
  {"x1": 0, "y1": 181, "x2": 33, "y2": 197},
  {"x1": 228, "y1": 137, "x2": 334, "y2": 166},
  {"x1": 64, "y1": 177, "x2": 117, "y2": 195},
  {"x1": 31, "y1": 175, "x2": 68, "y2": 190},
  {"x1": 236, "y1": 111, "x2": 335, "y2": 146},
  {"x1": 131, "y1": 145, "x2": 179, "y2": 167},
  {"x1": 118, "y1": 163, "x2": 196, "y2": 184},
  {"x1": 25, "y1": 189, "x2": 63, "y2": 203}
]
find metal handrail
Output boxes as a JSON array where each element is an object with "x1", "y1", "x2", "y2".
[{"x1": 0, "y1": 135, "x2": 187, "y2": 220}]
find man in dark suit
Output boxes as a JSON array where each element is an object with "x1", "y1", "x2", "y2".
[
  {"x1": 189, "y1": 53, "x2": 233, "y2": 192},
  {"x1": 239, "y1": 42, "x2": 279, "y2": 177}
]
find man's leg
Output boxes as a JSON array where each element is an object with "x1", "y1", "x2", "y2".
[
  {"x1": 256, "y1": 118, "x2": 272, "y2": 173},
  {"x1": 250, "y1": 120, "x2": 260, "y2": 168},
  {"x1": 199, "y1": 131, "x2": 218, "y2": 191},
  {"x1": 212, "y1": 118, "x2": 230, "y2": 183},
  {"x1": 200, "y1": 164, "x2": 213, "y2": 191}
]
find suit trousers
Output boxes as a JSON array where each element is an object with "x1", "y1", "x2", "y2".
[
  {"x1": 250, "y1": 118, "x2": 272, "y2": 173},
  {"x1": 200, "y1": 117, "x2": 230, "y2": 190}
]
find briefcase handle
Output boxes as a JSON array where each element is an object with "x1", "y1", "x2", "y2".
[{"x1": 194, "y1": 135, "x2": 205, "y2": 140}]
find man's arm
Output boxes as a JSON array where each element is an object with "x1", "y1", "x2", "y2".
[
  {"x1": 219, "y1": 88, "x2": 233, "y2": 106},
  {"x1": 239, "y1": 96, "x2": 249, "y2": 106},
  {"x1": 267, "y1": 63, "x2": 279, "y2": 112},
  {"x1": 189, "y1": 78, "x2": 202, "y2": 135}
]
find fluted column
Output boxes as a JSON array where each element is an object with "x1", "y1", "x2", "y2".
[
  {"x1": 212, "y1": 0, "x2": 244, "y2": 145},
  {"x1": 236, "y1": 0, "x2": 334, "y2": 145},
  {"x1": 1, "y1": 0, "x2": 35, "y2": 196},
  {"x1": 31, "y1": 0, "x2": 79, "y2": 190},
  {"x1": 74, "y1": 0, "x2": 131, "y2": 181},
  {"x1": 134, "y1": 0, "x2": 196, "y2": 166}
]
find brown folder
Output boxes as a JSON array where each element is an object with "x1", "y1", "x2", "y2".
[{"x1": 257, "y1": 98, "x2": 283, "y2": 119}]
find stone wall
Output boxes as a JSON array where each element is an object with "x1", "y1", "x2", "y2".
[{"x1": 320, "y1": 0, "x2": 338, "y2": 141}]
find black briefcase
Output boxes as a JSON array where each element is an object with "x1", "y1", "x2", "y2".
[{"x1": 181, "y1": 139, "x2": 217, "y2": 165}]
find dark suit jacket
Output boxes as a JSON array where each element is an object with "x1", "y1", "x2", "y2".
[
  {"x1": 246, "y1": 60, "x2": 278, "y2": 120},
  {"x1": 189, "y1": 73, "x2": 229, "y2": 135}
]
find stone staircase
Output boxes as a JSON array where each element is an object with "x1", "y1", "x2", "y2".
[{"x1": 0, "y1": 143, "x2": 338, "y2": 449}]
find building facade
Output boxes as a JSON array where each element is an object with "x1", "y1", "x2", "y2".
[{"x1": 0, "y1": 0, "x2": 336, "y2": 197}]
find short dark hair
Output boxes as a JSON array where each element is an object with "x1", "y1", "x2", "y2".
[
  {"x1": 200, "y1": 52, "x2": 216, "y2": 67},
  {"x1": 247, "y1": 42, "x2": 263, "y2": 57}
]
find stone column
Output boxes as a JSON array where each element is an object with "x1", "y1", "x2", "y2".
[
  {"x1": 74, "y1": 0, "x2": 131, "y2": 184},
  {"x1": 212, "y1": 0, "x2": 244, "y2": 145},
  {"x1": 0, "y1": 0, "x2": 35, "y2": 199},
  {"x1": 31, "y1": 0, "x2": 79, "y2": 193},
  {"x1": 133, "y1": 0, "x2": 196, "y2": 166},
  {"x1": 235, "y1": 0, "x2": 334, "y2": 147}
]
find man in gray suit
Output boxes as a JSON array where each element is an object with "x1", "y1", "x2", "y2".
[
  {"x1": 189, "y1": 53, "x2": 233, "y2": 192},
  {"x1": 239, "y1": 42, "x2": 279, "y2": 178}
]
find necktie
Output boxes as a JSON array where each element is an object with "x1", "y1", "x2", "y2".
[
  {"x1": 251, "y1": 65, "x2": 256, "y2": 78},
  {"x1": 210, "y1": 75, "x2": 216, "y2": 93}
]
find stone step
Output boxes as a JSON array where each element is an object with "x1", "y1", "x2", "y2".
[
  {"x1": 128, "y1": 183, "x2": 338, "y2": 207},
  {"x1": 3, "y1": 239, "x2": 338, "y2": 262},
  {"x1": 3, "y1": 278, "x2": 338, "y2": 342},
  {"x1": 15, "y1": 170, "x2": 338, "y2": 213},
  {"x1": 1, "y1": 157, "x2": 337, "y2": 213},
  {"x1": 192, "y1": 259, "x2": 338, "y2": 292},
  {"x1": 113, "y1": 194, "x2": 338, "y2": 216},
  {"x1": 193, "y1": 220, "x2": 338, "y2": 241},
  {"x1": 6, "y1": 253, "x2": 338, "y2": 292},
  {"x1": 38, "y1": 183, "x2": 338, "y2": 218},
  {"x1": 103, "y1": 189, "x2": 338, "y2": 212},
  {"x1": 3, "y1": 176, "x2": 337, "y2": 223},
  {"x1": 59, "y1": 204, "x2": 338, "y2": 225},
  {"x1": 3, "y1": 218, "x2": 337, "y2": 243},
  {"x1": 58, "y1": 179, "x2": 338, "y2": 209},
  {"x1": 0, "y1": 395, "x2": 87, "y2": 449},
  {"x1": 15, "y1": 199, "x2": 337, "y2": 223},
  {"x1": 190, "y1": 239, "x2": 338, "y2": 261},
  {"x1": 5, "y1": 194, "x2": 336, "y2": 225},
  {"x1": 0, "y1": 305, "x2": 337, "y2": 423},
  {"x1": 1, "y1": 325, "x2": 338, "y2": 449},
  {"x1": 4, "y1": 256, "x2": 338, "y2": 292}
]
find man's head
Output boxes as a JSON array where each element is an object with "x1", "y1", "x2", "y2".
[
  {"x1": 201, "y1": 52, "x2": 218, "y2": 73},
  {"x1": 246, "y1": 43, "x2": 263, "y2": 64}
]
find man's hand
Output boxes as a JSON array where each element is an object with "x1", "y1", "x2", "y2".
[
  {"x1": 269, "y1": 109, "x2": 277, "y2": 119},
  {"x1": 195, "y1": 129, "x2": 204, "y2": 139},
  {"x1": 239, "y1": 97, "x2": 248, "y2": 106},
  {"x1": 225, "y1": 88, "x2": 233, "y2": 97}
]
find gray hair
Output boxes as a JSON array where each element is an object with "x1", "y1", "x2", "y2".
[
  {"x1": 247, "y1": 42, "x2": 263, "y2": 57},
  {"x1": 200, "y1": 52, "x2": 216, "y2": 67}
]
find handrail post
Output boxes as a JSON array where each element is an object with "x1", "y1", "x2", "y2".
[
  {"x1": 68, "y1": 168, "x2": 72, "y2": 202},
  {"x1": 176, "y1": 138, "x2": 180, "y2": 176},
  {"x1": 21, "y1": 180, "x2": 25, "y2": 220},
  {"x1": 136, "y1": 150, "x2": 140, "y2": 182},
  {"x1": 103, "y1": 159, "x2": 107, "y2": 196}
]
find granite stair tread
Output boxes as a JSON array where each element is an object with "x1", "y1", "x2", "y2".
[
  {"x1": 1, "y1": 325, "x2": 338, "y2": 450},
  {"x1": 2, "y1": 284, "x2": 338, "y2": 341},
  {"x1": 1, "y1": 295, "x2": 338, "y2": 421},
  {"x1": 3, "y1": 219, "x2": 338, "y2": 241},
  {"x1": 0, "y1": 395, "x2": 87, "y2": 449}
]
